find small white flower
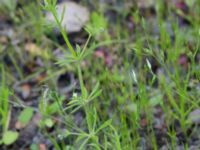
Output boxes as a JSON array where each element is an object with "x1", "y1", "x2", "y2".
[{"x1": 72, "y1": 92, "x2": 78, "y2": 98}]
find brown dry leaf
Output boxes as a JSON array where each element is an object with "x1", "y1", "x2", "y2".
[
  {"x1": 39, "y1": 144, "x2": 47, "y2": 150},
  {"x1": 35, "y1": 73, "x2": 47, "y2": 83},
  {"x1": 21, "y1": 84, "x2": 31, "y2": 99},
  {"x1": 15, "y1": 121, "x2": 26, "y2": 129},
  {"x1": 25, "y1": 43, "x2": 42, "y2": 55},
  {"x1": 0, "y1": 36, "x2": 7, "y2": 44},
  {"x1": 25, "y1": 43, "x2": 49, "y2": 58}
]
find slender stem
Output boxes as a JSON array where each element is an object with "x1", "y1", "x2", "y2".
[
  {"x1": 48, "y1": 1, "x2": 97, "y2": 140},
  {"x1": 8, "y1": 53, "x2": 24, "y2": 80},
  {"x1": 77, "y1": 64, "x2": 84, "y2": 94},
  {"x1": 51, "y1": 9, "x2": 77, "y2": 57},
  {"x1": 77, "y1": 64, "x2": 92, "y2": 134},
  {"x1": 81, "y1": 34, "x2": 91, "y2": 56}
]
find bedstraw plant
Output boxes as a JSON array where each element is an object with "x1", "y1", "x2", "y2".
[{"x1": 41, "y1": 0, "x2": 121, "y2": 149}]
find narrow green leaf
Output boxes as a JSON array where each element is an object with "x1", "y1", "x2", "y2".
[
  {"x1": 60, "y1": 5, "x2": 66, "y2": 24},
  {"x1": 96, "y1": 119, "x2": 112, "y2": 133}
]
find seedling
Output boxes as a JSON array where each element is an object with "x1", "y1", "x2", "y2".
[
  {"x1": 0, "y1": 65, "x2": 19, "y2": 145},
  {"x1": 0, "y1": 0, "x2": 17, "y2": 21},
  {"x1": 40, "y1": 1, "x2": 117, "y2": 148}
]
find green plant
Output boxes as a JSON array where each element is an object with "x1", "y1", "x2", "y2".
[
  {"x1": 0, "y1": 0, "x2": 17, "y2": 20},
  {"x1": 18, "y1": 107, "x2": 34, "y2": 126},
  {"x1": 40, "y1": 0, "x2": 119, "y2": 149},
  {"x1": 0, "y1": 0, "x2": 198, "y2": 149},
  {"x1": 0, "y1": 65, "x2": 19, "y2": 145}
]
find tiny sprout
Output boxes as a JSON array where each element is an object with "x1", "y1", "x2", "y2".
[
  {"x1": 131, "y1": 69, "x2": 138, "y2": 83},
  {"x1": 143, "y1": 48, "x2": 153, "y2": 55},
  {"x1": 199, "y1": 28, "x2": 200, "y2": 36},
  {"x1": 141, "y1": 17, "x2": 146, "y2": 29},
  {"x1": 146, "y1": 58, "x2": 152, "y2": 70}
]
